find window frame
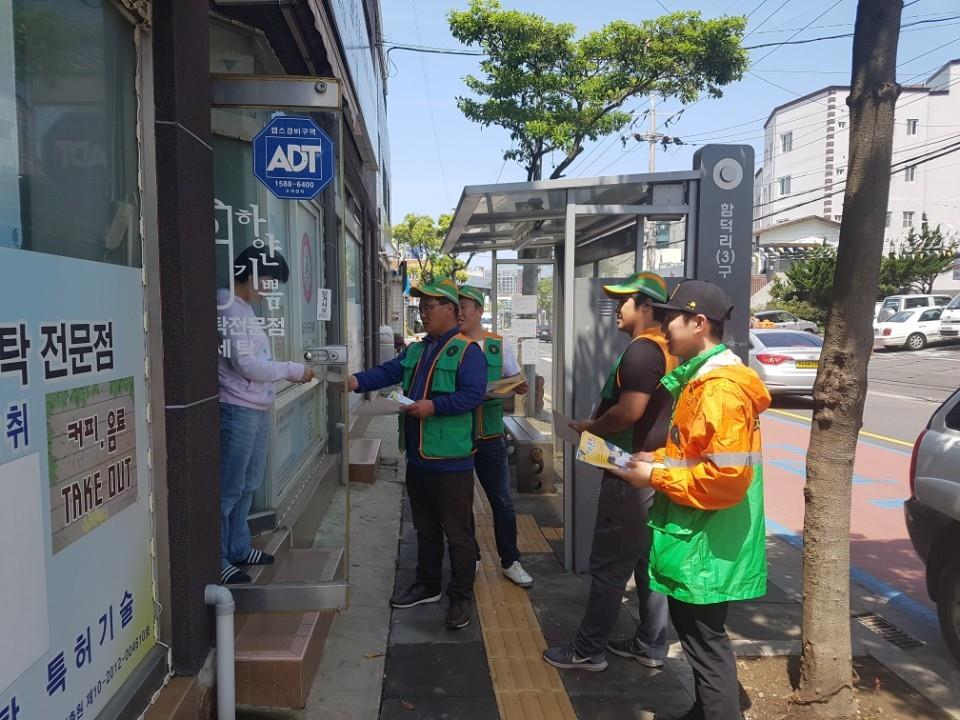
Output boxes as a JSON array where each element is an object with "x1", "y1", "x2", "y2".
[{"x1": 780, "y1": 131, "x2": 793, "y2": 153}]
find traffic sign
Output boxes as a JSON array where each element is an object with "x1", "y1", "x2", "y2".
[{"x1": 252, "y1": 115, "x2": 334, "y2": 200}]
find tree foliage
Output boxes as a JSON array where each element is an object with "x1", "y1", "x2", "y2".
[
  {"x1": 537, "y1": 277, "x2": 553, "y2": 323},
  {"x1": 392, "y1": 213, "x2": 470, "y2": 284},
  {"x1": 770, "y1": 247, "x2": 837, "y2": 321},
  {"x1": 447, "y1": 0, "x2": 748, "y2": 180},
  {"x1": 879, "y1": 216, "x2": 958, "y2": 295}
]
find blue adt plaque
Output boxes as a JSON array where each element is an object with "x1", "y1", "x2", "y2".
[{"x1": 252, "y1": 115, "x2": 334, "y2": 200}]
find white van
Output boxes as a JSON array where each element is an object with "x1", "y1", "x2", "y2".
[
  {"x1": 876, "y1": 294, "x2": 953, "y2": 322},
  {"x1": 940, "y1": 294, "x2": 960, "y2": 339}
]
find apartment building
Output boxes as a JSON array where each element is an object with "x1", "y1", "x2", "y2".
[{"x1": 754, "y1": 60, "x2": 960, "y2": 262}]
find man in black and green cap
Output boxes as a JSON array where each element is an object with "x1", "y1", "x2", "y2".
[
  {"x1": 348, "y1": 277, "x2": 487, "y2": 630},
  {"x1": 544, "y1": 271, "x2": 677, "y2": 672},
  {"x1": 458, "y1": 285, "x2": 534, "y2": 588}
]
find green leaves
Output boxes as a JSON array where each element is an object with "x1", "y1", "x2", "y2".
[
  {"x1": 880, "y1": 216, "x2": 958, "y2": 295},
  {"x1": 393, "y1": 213, "x2": 467, "y2": 283},
  {"x1": 447, "y1": 0, "x2": 748, "y2": 180}
]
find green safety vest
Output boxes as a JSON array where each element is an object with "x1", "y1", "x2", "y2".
[
  {"x1": 475, "y1": 333, "x2": 504, "y2": 440},
  {"x1": 399, "y1": 334, "x2": 475, "y2": 460}
]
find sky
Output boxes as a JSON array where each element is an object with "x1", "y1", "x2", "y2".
[{"x1": 381, "y1": 0, "x2": 960, "y2": 224}]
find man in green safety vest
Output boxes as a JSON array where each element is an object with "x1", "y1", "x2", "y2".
[
  {"x1": 348, "y1": 278, "x2": 487, "y2": 630},
  {"x1": 544, "y1": 272, "x2": 677, "y2": 673},
  {"x1": 458, "y1": 285, "x2": 534, "y2": 588}
]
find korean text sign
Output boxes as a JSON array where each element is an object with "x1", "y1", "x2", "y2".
[{"x1": 0, "y1": 249, "x2": 155, "y2": 720}]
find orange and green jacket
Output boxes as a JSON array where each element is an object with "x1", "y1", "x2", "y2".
[{"x1": 647, "y1": 345, "x2": 772, "y2": 604}]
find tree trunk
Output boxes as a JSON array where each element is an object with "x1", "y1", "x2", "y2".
[{"x1": 788, "y1": 3, "x2": 902, "y2": 718}]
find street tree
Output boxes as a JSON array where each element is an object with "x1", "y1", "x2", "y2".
[
  {"x1": 788, "y1": 2, "x2": 903, "y2": 718},
  {"x1": 447, "y1": 0, "x2": 748, "y2": 180},
  {"x1": 892, "y1": 216, "x2": 958, "y2": 294},
  {"x1": 392, "y1": 213, "x2": 470, "y2": 283}
]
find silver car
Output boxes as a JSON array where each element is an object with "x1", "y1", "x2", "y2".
[
  {"x1": 754, "y1": 310, "x2": 819, "y2": 333},
  {"x1": 905, "y1": 389, "x2": 960, "y2": 664},
  {"x1": 748, "y1": 329, "x2": 823, "y2": 395}
]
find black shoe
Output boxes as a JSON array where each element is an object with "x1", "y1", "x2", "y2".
[
  {"x1": 220, "y1": 565, "x2": 251, "y2": 585},
  {"x1": 238, "y1": 548, "x2": 274, "y2": 566},
  {"x1": 390, "y1": 583, "x2": 442, "y2": 609},
  {"x1": 445, "y1": 599, "x2": 472, "y2": 630}
]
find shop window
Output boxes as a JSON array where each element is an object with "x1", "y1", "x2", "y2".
[
  {"x1": 5, "y1": 0, "x2": 140, "y2": 266},
  {"x1": 345, "y1": 217, "x2": 364, "y2": 375}
]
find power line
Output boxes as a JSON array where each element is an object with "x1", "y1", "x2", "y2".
[
  {"x1": 743, "y1": 13, "x2": 960, "y2": 49},
  {"x1": 409, "y1": 0, "x2": 451, "y2": 208},
  {"x1": 750, "y1": 0, "x2": 845, "y2": 65},
  {"x1": 753, "y1": 137, "x2": 960, "y2": 223}
]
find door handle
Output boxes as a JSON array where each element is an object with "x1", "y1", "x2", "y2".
[{"x1": 304, "y1": 345, "x2": 348, "y2": 366}]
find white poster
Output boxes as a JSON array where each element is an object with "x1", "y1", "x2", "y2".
[
  {"x1": 511, "y1": 319, "x2": 537, "y2": 337},
  {"x1": 511, "y1": 294, "x2": 537, "y2": 315},
  {"x1": 317, "y1": 288, "x2": 332, "y2": 321},
  {"x1": 520, "y1": 339, "x2": 540, "y2": 364},
  {"x1": 0, "y1": 453, "x2": 50, "y2": 691}
]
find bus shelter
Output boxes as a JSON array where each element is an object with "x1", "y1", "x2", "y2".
[{"x1": 441, "y1": 145, "x2": 755, "y2": 572}]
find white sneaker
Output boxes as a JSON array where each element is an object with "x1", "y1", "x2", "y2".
[
  {"x1": 476, "y1": 560, "x2": 482, "y2": 574},
  {"x1": 502, "y1": 561, "x2": 533, "y2": 588}
]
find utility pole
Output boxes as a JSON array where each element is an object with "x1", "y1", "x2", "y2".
[{"x1": 648, "y1": 97, "x2": 656, "y2": 173}]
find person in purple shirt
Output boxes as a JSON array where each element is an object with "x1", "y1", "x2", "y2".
[
  {"x1": 348, "y1": 278, "x2": 487, "y2": 630},
  {"x1": 217, "y1": 247, "x2": 314, "y2": 584}
]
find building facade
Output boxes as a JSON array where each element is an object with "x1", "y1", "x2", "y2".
[
  {"x1": 754, "y1": 60, "x2": 960, "y2": 266},
  {"x1": 1, "y1": 1, "x2": 391, "y2": 717}
]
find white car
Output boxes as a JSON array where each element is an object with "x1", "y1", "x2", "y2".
[
  {"x1": 873, "y1": 307, "x2": 943, "y2": 351},
  {"x1": 748, "y1": 329, "x2": 823, "y2": 395},
  {"x1": 753, "y1": 310, "x2": 818, "y2": 333},
  {"x1": 940, "y1": 294, "x2": 960, "y2": 339}
]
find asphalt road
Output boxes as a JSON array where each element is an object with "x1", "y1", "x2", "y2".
[{"x1": 771, "y1": 340, "x2": 960, "y2": 445}]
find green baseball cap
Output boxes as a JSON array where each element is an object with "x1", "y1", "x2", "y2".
[
  {"x1": 411, "y1": 277, "x2": 460, "y2": 304},
  {"x1": 458, "y1": 285, "x2": 486, "y2": 307},
  {"x1": 602, "y1": 271, "x2": 669, "y2": 303}
]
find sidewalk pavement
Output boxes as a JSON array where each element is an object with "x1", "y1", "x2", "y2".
[{"x1": 242, "y1": 411, "x2": 960, "y2": 719}]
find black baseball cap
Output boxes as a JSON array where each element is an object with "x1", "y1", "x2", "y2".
[{"x1": 650, "y1": 279, "x2": 734, "y2": 322}]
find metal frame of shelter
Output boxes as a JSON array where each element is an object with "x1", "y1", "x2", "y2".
[{"x1": 441, "y1": 145, "x2": 755, "y2": 571}]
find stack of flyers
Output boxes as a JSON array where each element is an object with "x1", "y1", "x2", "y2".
[
  {"x1": 486, "y1": 374, "x2": 525, "y2": 398},
  {"x1": 387, "y1": 389, "x2": 415, "y2": 406},
  {"x1": 575, "y1": 432, "x2": 632, "y2": 471}
]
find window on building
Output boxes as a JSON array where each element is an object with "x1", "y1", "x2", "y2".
[
  {"x1": 835, "y1": 166, "x2": 845, "y2": 178},
  {"x1": 778, "y1": 176, "x2": 791, "y2": 196},
  {"x1": 886, "y1": 211, "x2": 891, "y2": 228},
  {"x1": 780, "y1": 132, "x2": 793, "y2": 153},
  {"x1": 8, "y1": 0, "x2": 141, "y2": 266},
  {"x1": 837, "y1": 120, "x2": 846, "y2": 129},
  {"x1": 904, "y1": 165, "x2": 917, "y2": 183},
  {"x1": 903, "y1": 211, "x2": 915, "y2": 228},
  {"x1": 906, "y1": 119, "x2": 919, "y2": 135},
  {"x1": 834, "y1": 215, "x2": 843, "y2": 223}
]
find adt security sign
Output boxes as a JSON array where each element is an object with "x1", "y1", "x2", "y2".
[{"x1": 253, "y1": 116, "x2": 334, "y2": 200}]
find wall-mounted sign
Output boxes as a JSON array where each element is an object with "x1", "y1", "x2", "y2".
[{"x1": 252, "y1": 116, "x2": 334, "y2": 200}]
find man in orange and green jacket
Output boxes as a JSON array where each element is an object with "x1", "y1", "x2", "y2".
[{"x1": 611, "y1": 279, "x2": 771, "y2": 720}]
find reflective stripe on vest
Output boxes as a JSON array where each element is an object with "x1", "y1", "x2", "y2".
[{"x1": 662, "y1": 452, "x2": 763, "y2": 469}]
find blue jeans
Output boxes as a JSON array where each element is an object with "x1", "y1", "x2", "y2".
[
  {"x1": 475, "y1": 436, "x2": 520, "y2": 568},
  {"x1": 219, "y1": 402, "x2": 270, "y2": 571}
]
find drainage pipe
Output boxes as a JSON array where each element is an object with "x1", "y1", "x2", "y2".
[{"x1": 204, "y1": 585, "x2": 236, "y2": 720}]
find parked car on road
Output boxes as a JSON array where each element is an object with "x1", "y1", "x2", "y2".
[
  {"x1": 940, "y1": 294, "x2": 960, "y2": 339},
  {"x1": 753, "y1": 310, "x2": 818, "y2": 333},
  {"x1": 873, "y1": 307, "x2": 943, "y2": 351},
  {"x1": 748, "y1": 329, "x2": 823, "y2": 395},
  {"x1": 905, "y1": 388, "x2": 960, "y2": 663},
  {"x1": 537, "y1": 324, "x2": 552, "y2": 342},
  {"x1": 876, "y1": 294, "x2": 952, "y2": 322}
]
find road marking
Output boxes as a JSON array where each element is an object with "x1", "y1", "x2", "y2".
[
  {"x1": 767, "y1": 409, "x2": 914, "y2": 448},
  {"x1": 867, "y1": 389, "x2": 940, "y2": 403}
]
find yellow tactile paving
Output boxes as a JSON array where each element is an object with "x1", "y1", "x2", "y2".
[{"x1": 473, "y1": 482, "x2": 578, "y2": 720}]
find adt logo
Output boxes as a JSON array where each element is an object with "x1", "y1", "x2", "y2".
[{"x1": 252, "y1": 116, "x2": 334, "y2": 200}]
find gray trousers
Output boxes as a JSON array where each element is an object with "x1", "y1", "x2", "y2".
[{"x1": 574, "y1": 474, "x2": 669, "y2": 657}]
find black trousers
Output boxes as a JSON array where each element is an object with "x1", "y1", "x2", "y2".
[
  {"x1": 669, "y1": 597, "x2": 741, "y2": 720},
  {"x1": 405, "y1": 466, "x2": 476, "y2": 601},
  {"x1": 574, "y1": 475, "x2": 668, "y2": 657}
]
